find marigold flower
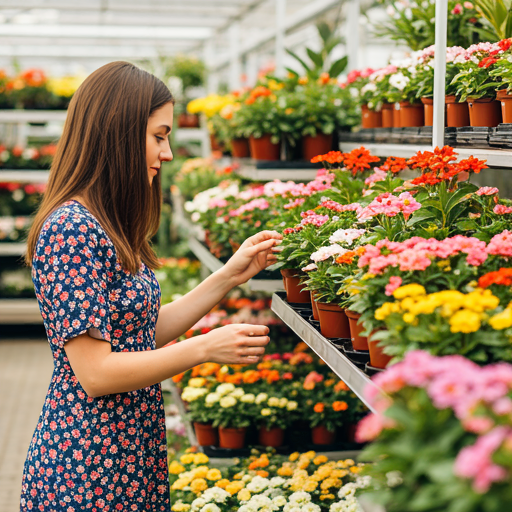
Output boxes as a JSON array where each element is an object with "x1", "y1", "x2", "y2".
[
  {"x1": 314, "y1": 402, "x2": 325, "y2": 413},
  {"x1": 332, "y1": 401, "x2": 349, "y2": 411},
  {"x1": 190, "y1": 477, "x2": 208, "y2": 493},
  {"x1": 380, "y1": 156, "x2": 408, "y2": 174}
]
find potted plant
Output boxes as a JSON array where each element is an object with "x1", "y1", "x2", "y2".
[
  {"x1": 451, "y1": 41, "x2": 503, "y2": 127},
  {"x1": 255, "y1": 395, "x2": 298, "y2": 447},
  {"x1": 180, "y1": 383, "x2": 218, "y2": 446},
  {"x1": 488, "y1": 38, "x2": 512, "y2": 122}
]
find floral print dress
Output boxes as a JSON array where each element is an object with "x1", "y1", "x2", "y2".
[{"x1": 20, "y1": 200, "x2": 170, "y2": 511}]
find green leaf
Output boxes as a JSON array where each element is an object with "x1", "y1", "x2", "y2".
[
  {"x1": 306, "y1": 48, "x2": 324, "y2": 69},
  {"x1": 329, "y1": 56, "x2": 349, "y2": 77},
  {"x1": 316, "y1": 21, "x2": 332, "y2": 43},
  {"x1": 285, "y1": 48, "x2": 311, "y2": 73}
]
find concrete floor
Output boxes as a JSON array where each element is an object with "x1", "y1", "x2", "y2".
[{"x1": 0, "y1": 340, "x2": 53, "y2": 512}]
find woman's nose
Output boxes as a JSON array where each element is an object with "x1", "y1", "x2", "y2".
[{"x1": 160, "y1": 146, "x2": 173, "y2": 162}]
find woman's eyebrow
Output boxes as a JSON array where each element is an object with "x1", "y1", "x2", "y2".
[{"x1": 157, "y1": 124, "x2": 171, "y2": 134}]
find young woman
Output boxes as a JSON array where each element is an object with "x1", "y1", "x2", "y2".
[{"x1": 20, "y1": 61, "x2": 282, "y2": 511}]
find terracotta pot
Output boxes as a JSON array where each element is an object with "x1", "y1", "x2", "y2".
[
  {"x1": 302, "y1": 133, "x2": 333, "y2": 161},
  {"x1": 231, "y1": 138, "x2": 250, "y2": 158},
  {"x1": 467, "y1": 97, "x2": 502, "y2": 127},
  {"x1": 421, "y1": 97, "x2": 434, "y2": 126},
  {"x1": 280, "y1": 269, "x2": 310, "y2": 303},
  {"x1": 316, "y1": 303, "x2": 350, "y2": 339},
  {"x1": 194, "y1": 423, "x2": 218, "y2": 447},
  {"x1": 368, "y1": 331, "x2": 392, "y2": 369},
  {"x1": 210, "y1": 134, "x2": 223, "y2": 151},
  {"x1": 393, "y1": 103, "x2": 401, "y2": 127},
  {"x1": 177, "y1": 113, "x2": 200, "y2": 128},
  {"x1": 311, "y1": 425, "x2": 336, "y2": 445},
  {"x1": 249, "y1": 134, "x2": 280, "y2": 160},
  {"x1": 381, "y1": 103, "x2": 394, "y2": 128},
  {"x1": 345, "y1": 310, "x2": 369, "y2": 351},
  {"x1": 361, "y1": 104, "x2": 383, "y2": 129},
  {"x1": 259, "y1": 426, "x2": 284, "y2": 447},
  {"x1": 497, "y1": 89, "x2": 512, "y2": 124},
  {"x1": 399, "y1": 101, "x2": 424, "y2": 127},
  {"x1": 311, "y1": 292, "x2": 320, "y2": 321},
  {"x1": 218, "y1": 426, "x2": 247, "y2": 449},
  {"x1": 445, "y1": 95, "x2": 470, "y2": 128}
]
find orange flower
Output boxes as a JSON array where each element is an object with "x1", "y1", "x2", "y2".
[
  {"x1": 256, "y1": 470, "x2": 269, "y2": 477},
  {"x1": 225, "y1": 373, "x2": 244, "y2": 384},
  {"x1": 380, "y1": 156, "x2": 408, "y2": 174},
  {"x1": 478, "y1": 268, "x2": 512, "y2": 288},
  {"x1": 335, "y1": 251, "x2": 356, "y2": 265},
  {"x1": 172, "y1": 373, "x2": 184, "y2": 383},
  {"x1": 314, "y1": 403, "x2": 325, "y2": 413},
  {"x1": 343, "y1": 147, "x2": 380, "y2": 176},
  {"x1": 199, "y1": 362, "x2": 221, "y2": 377},
  {"x1": 318, "y1": 72, "x2": 330, "y2": 85},
  {"x1": 266, "y1": 370, "x2": 280, "y2": 384},
  {"x1": 290, "y1": 352, "x2": 314, "y2": 365},
  {"x1": 293, "y1": 341, "x2": 309, "y2": 353},
  {"x1": 243, "y1": 370, "x2": 261, "y2": 384},
  {"x1": 311, "y1": 151, "x2": 345, "y2": 165},
  {"x1": 185, "y1": 329, "x2": 194, "y2": 339},
  {"x1": 332, "y1": 401, "x2": 348, "y2": 411},
  {"x1": 334, "y1": 380, "x2": 349, "y2": 392}
]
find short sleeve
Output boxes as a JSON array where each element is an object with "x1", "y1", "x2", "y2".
[{"x1": 34, "y1": 209, "x2": 114, "y2": 347}]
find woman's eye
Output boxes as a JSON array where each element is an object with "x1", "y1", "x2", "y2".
[{"x1": 155, "y1": 135, "x2": 164, "y2": 142}]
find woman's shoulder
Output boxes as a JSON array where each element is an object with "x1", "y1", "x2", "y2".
[{"x1": 38, "y1": 200, "x2": 115, "y2": 255}]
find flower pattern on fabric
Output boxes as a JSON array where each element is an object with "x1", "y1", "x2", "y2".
[{"x1": 20, "y1": 201, "x2": 170, "y2": 511}]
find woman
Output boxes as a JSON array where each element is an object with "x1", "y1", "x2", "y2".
[{"x1": 20, "y1": 61, "x2": 281, "y2": 511}]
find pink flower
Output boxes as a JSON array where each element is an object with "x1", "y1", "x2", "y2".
[
  {"x1": 385, "y1": 276, "x2": 402, "y2": 296},
  {"x1": 302, "y1": 263, "x2": 318, "y2": 272},
  {"x1": 451, "y1": 3, "x2": 463, "y2": 15},
  {"x1": 487, "y1": 230, "x2": 512, "y2": 257},
  {"x1": 464, "y1": 1, "x2": 473, "y2": 8},
  {"x1": 300, "y1": 213, "x2": 329, "y2": 227},
  {"x1": 209, "y1": 198, "x2": 228, "y2": 208},
  {"x1": 476, "y1": 186, "x2": 499, "y2": 196},
  {"x1": 284, "y1": 197, "x2": 305, "y2": 210},
  {"x1": 493, "y1": 204, "x2": 512, "y2": 215},
  {"x1": 357, "y1": 192, "x2": 421, "y2": 220},
  {"x1": 310, "y1": 244, "x2": 347, "y2": 262},
  {"x1": 229, "y1": 198, "x2": 269, "y2": 217},
  {"x1": 454, "y1": 427, "x2": 510, "y2": 493},
  {"x1": 364, "y1": 168, "x2": 387, "y2": 186},
  {"x1": 397, "y1": 249, "x2": 432, "y2": 272},
  {"x1": 355, "y1": 414, "x2": 386, "y2": 442}
]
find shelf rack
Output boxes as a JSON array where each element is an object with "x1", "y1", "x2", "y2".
[
  {"x1": 0, "y1": 298, "x2": 41, "y2": 324},
  {"x1": 235, "y1": 162, "x2": 319, "y2": 181},
  {"x1": 339, "y1": 142, "x2": 512, "y2": 168},
  {"x1": 0, "y1": 170, "x2": 50, "y2": 183},
  {"x1": 0, "y1": 110, "x2": 68, "y2": 123},
  {"x1": 271, "y1": 292, "x2": 381, "y2": 413},
  {"x1": 0, "y1": 243, "x2": 26, "y2": 256},
  {"x1": 187, "y1": 236, "x2": 283, "y2": 293}
]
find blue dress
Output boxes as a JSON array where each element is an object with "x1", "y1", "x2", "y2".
[{"x1": 20, "y1": 200, "x2": 170, "y2": 511}]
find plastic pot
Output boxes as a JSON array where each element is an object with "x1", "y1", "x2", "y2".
[
  {"x1": 317, "y1": 303, "x2": 350, "y2": 339},
  {"x1": 345, "y1": 310, "x2": 369, "y2": 351},
  {"x1": 467, "y1": 97, "x2": 502, "y2": 127},
  {"x1": 249, "y1": 134, "x2": 280, "y2": 160},
  {"x1": 361, "y1": 104, "x2": 383, "y2": 129},
  {"x1": 258, "y1": 426, "x2": 285, "y2": 448},
  {"x1": 194, "y1": 423, "x2": 218, "y2": 447},
  {"x1": 311, "y1": 425, "x2": 336, "y2": 445},
  {"x1": 445, "y1": 95, "x2": 470, "y2": 127},
  {"x1": 302, "y1": 133, "x2": 333, "y2": 161},
  {"x1": 399, "y1": 101, "x2": 424, "y2": 127},
  {"x1": 218, "y1": 427, "x2": 247, "y2": 449},
  {"x1": 381, "y1": 103, "x2": 394, "y2": 128},
  {"x1": 368, "y1": 331, "x2": 392, "y2": 369},
  {"x1": 231, "y1": 138, "x2": 250, "y2": 158},
  {"x1": 280, "y1": 269, "x2": 310, "y2": 304}
]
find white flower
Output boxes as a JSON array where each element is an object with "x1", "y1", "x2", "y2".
[
  {"x1": 203, "y1": 487, "x2": 230, "y2": 503},
  {"x1": 278, "y1": 397, "x2": 288, "y2": 408},
  {"x1": 255, "y1": 392, "x2": 268, "y2": 404},
  {"x1": 386, "y1": 470, "x2": 403, "y2": 487},
  {"x1": 191, "y1": 212, "x2": 201, "y2": 222},
  {"x1": 216, "y1": 383, "x2": 235, "y2": 396},
  {"x1": 181, "y1": 387, "x2": 208, "y2": 403},
  {"x1": 361, "y1": 82, "x2": 377, "y2": 94},
  {"x1": 0, "y1": 150, "x2": 9, "y2": 162},
  {"x1": 268, "y1": 397, "x2": 280, "y2": 407},
  {"x1": 219, "y1": 395, "x2": 237, "y2": 408},
  {"x1": 12, "y1": 189, "x2": 25, "y2": 202},
  {"x1": 386, "y1": 5, "x2": 395, "y2": 16},
  {"x1": 22, "y1": 148, "x2": 38, "y2": 160},
  {"x1": 286, "y1": 400, "x2": 298, "y2": 411},
  {"x1": 230, "y1": 388, "x2": 245, "y2": 398},
  {"x1": 302, "y1": 505, "x2": 321, "y2": 512},
  {"x1": 242, "y1": 474, "x2": 252, "y2": 482},
  {"x1": 302, "y1": 263, "x2": 318, "y2": 272},
  {"x1": 241, "y1": 393, "x2": 255, "y2": 403},
  {"x1": 389, "y1": 72, "x2": 410, "y2": 91},
  {"x1": 311, "y1": 244, "x2": 347, "y2": 263},
  {"x1": 200, "y1": 504, "x2": 221, "y2": 512},
  {"x1": 205, "y1": 393, "x2": 220, "y2": 406},
  {"x1": 333, "y1": 98, "x2": 342, "y2": 106},
  {"x1": 269, "y1": 477, "x2": 286, "y2": 488},
  {"x1": 246, "y1": 476, "x2": 270, "y2": 493},
  {"x1": 191, "y1": 497, "x2": 206, "y2": 511},
  {"x1": 288, "y1": 491, "x2": 312, "y2": 505},
  {"x1": 272, "y1": 495, "x2": 287, "y2": 506},
  {"x1": 329, "y1": 228, "x2": 366, "y2": 246}
]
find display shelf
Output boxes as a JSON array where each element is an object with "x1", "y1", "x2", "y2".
[
  {"x1": 0, "y1": 299, "x2": 41, "y2": 324},
  {"x1": 187, "y1": 236, "x2": 284, "y2": 293},
  {"x1": 0, "y1": 170, "x2": 50, "y2": 183},
  {"x1": 174, "y1": 128, "x2": 208, "y2": 143},
  {"x1": 271, "y1": 292, "x2": 381, "y2": 413},
  {"x1": 0, "y1": 110, "x2": 67, "y2": 123},
  {"x1": 340, "y1": 142, "x2": 512, "y2": 168},
  {"x1": 0, "y1": 243, "x2": 26, "y2": 256},
  {"x1": 235, "y1": 163, "x2": 319, "y2": 181}
]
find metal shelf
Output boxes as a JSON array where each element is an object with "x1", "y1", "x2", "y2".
[
  {"x1": 0, "y1": 110, "x2": 67, "y2": 123},
  {"x1": 0, "y1": 170, "x2": 49, "y2": 183},
  {"x1": 0, "y1": 299, "x2": 41, "y2": 324},
  {"x1": 187, "y1": 236, "x2": 284, "y2": 292},
  {"x1": 271, "y1": 292, "x2": 380, "y2": 413},
  {"x1": 235, "y1": 162, "x2": 319, "y2": 181},
  {"x1": 174, "y1": 128, "x2": 209, "y2": 143},
  {"x1": 339, "y1": 142, "x2": 512, "y2": 169},
  {"x1": 0, "y1": 243, "x2": 26, "y2": 256}
]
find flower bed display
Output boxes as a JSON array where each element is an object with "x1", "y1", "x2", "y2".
[
  {"x1": 0, "y1": 144, "x2": 56, "y2": 170},
  {"x1": 169, "y1": 449, "x2": 370, "y2": 512},
  {"x1": 187, "y1": 145, "x2": 512, "y2": 372}
]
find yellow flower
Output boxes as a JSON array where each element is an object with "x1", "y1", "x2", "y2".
[
  {"x1": 298, "y1": 77, "x2": 309, "y2": 85},
  {"x1": 350, "y1": 466, "x2": 361, "y2": 474},
  {"x1": 305, "y1": 451, "x2": 317, "y2": 459},
  {"x1": 277, "y1": 466, "x2": 294, "y2": 477},
  {"x1": 297, "y1": 459, "x2": 310, "y2": 470},
  {"x1": 188, "y1": 377, "x2": 206, "y2": 388},
  {"x1": 321, "y1": 477, "x2": 342, "y2": 490},
  {"x1": 190, "y1": 478, "x2": 208, "y2": 493},
  {"x1": 375, "y1": 301, "x2": 401, "y2": 320},
  {"x1": 192, "y1": 466, "x2": 209, "y2": 479},
  {"x1": 332, "y1": 469, "x2": 348, "y2": 478},
  {"x1": 285, "y1": 107, "x2": 294, "y2": 115},
  {"x1": 171, "y1": 502, "x2": 191, "y2": 512},
  {"x1": 267, "y1": 79, "x2": 285, "y2": 90},
  {"x1": 313, "y1": 455, "x2": 329, "y2": 465},
  {"x1": 393, "y1": 284, "x2": 426, "y2": 300},
  {"x1": 215, "y1": 479, "x2": 230, "y2": 489},
  {"x1": 303, "y1": 480, "x2": 319, "y2": 492},
  {"x1": 238, "y1": 489, "x2": 251, "y2": 502},
  {"x1": 320, "y1": 494, "x2": 336, "y2": 500},
  {"x1": 403, "y1": 313, "x2": 416, "y2": 324},
  {"x1": 226, "y1": 481, "x2": 245, "y2": 495},
  {"x1": 449, "y1": 309, "x2": 482, "y2": 333},
  {"x1": 315, "y1": 465, "x2": 333, "y2": 479},
  {"x1": 193, "y1": 453, "x2": 210, "y2": 465},
  {"x1": 171, "y1": 477, "x2": 192, "y2": 490},
  {"x1": 180, "y1": 454, "x2": 195, "y2": 465},
  {"x1": 233, "y1": 471, "x2": 244, "y2": 480},
  {"x1": 289, "y1": 452, "x2": 300, "y2": 462},
  {"x1": 206, "y1": 468, "x2": 222, "y2": 481},
  {"x1": 268, "y1": 397, "x2": 280, "y2": 407},
  {"x1": 169, "y1": 460, "x2": 186, "y2": 475},
  {"x1": 489, "y1": 307, "x2": 512, "y2": 330}
]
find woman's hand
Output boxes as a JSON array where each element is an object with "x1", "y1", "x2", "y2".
[
  {"x1": 222, "y1": 230, "x2": 282, "y2": 286},
  {"x1": 203, "y1": 324, "x2": 270, "y2": 364}
]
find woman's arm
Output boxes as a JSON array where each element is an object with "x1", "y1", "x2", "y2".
[
  {"x1": 155, "y1": 230, "x2": 281, "y2": 348},
  {"x1": 65, "y1": 323, "x2": 270, "y2": 397}
]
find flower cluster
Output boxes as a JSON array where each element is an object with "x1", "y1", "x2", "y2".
[{"x1": 357, "y1": 192, "x2": 421, "y2": 221}]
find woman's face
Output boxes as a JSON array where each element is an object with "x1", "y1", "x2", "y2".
[{"x1": 146, "y1": 102, "x2": 174, "y2": 185}]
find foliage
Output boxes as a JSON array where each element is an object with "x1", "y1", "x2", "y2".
[{"x1": 474, "y1": 0, "x2": 512, "y2": 41}]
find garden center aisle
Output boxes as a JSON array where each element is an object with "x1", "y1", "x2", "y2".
[{"x1": 0, "y1": 340, "x2": 53, "y2": 512}]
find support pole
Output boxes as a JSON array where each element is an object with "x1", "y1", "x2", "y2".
[
  {"x1": 275, "y1": 0, "x2": 287, "y2": 78},
  {"x1": 246, "y1": 52, "x2": 259, "y2": 87},
  {"x1": 203, "y1": 39, "x2": 218, "y2": 94},
  {"x1": 346, "y1": 0, "x2": 360, "y2": 72},
  {"x1": 229, "y1": 22, "x2": 241, "y2": 91},
  {"x1": 433, "y1": 0, "x2": 448, "y2": 149}
]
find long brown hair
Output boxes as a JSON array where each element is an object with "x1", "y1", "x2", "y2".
[{"x1": 26, "y1": 61, "x2": 174, "y2": 274}]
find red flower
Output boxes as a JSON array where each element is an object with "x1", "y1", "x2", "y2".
[
  {"x1": 380, "y1": 156, "x2": 408, "y2": 174},
  {"x1": 478, "y1": 57, "x2": 498, "y2": 68},
  {"x1": 499, "y1": 38, "x2": 512, "y2": 52}
]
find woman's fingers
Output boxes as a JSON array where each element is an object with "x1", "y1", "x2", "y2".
[{"x1": 243, "y1": 335, "x2": 269, "y2": 347}]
